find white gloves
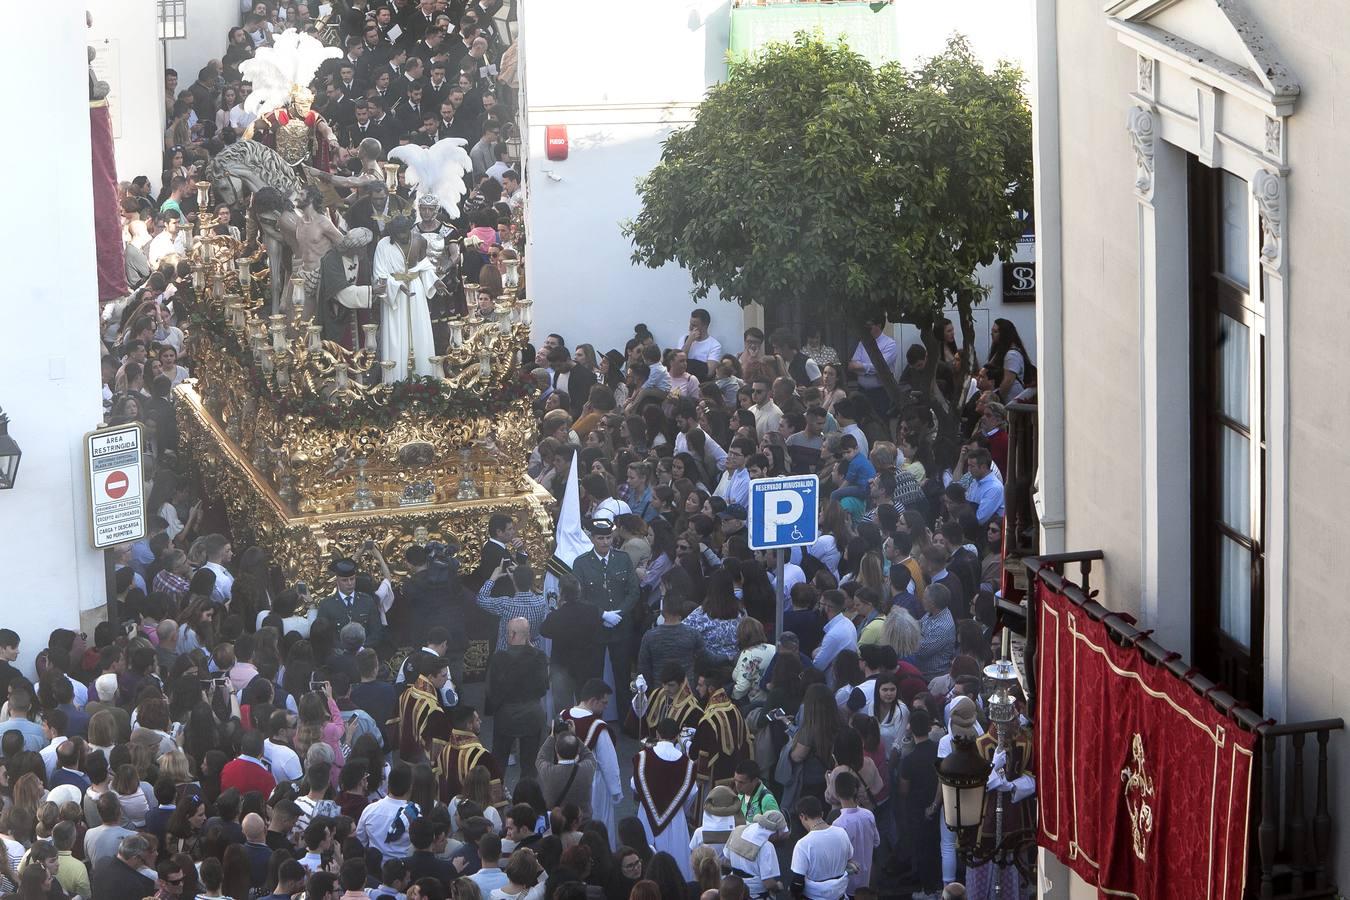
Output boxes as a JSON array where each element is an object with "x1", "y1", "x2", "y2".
[{"x1": 602, "y1": 611, "x2": 622, "y2": 627}]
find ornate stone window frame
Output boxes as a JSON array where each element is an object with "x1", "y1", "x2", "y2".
[{"x1": 1106, "y1": 0, "x2": 1297, "y2": 718}]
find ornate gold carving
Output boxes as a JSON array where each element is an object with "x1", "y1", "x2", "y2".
[
  {"x1": 1120, "y1": 733, "x2": 1155, "y2": 861},
  {"x1": 175, "y1": 385, "x2": 554, "y2": 600}
]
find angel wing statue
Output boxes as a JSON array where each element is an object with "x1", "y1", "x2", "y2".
[
  {"x1": 238, "y1": 29, "x2": 343, "y2": 169},
  {"x1": 389, "y1": 139, "x2": 474, "y2": 218},
  {"x1": 239, "y1": 29, "x2": 342, "y2": 116}
]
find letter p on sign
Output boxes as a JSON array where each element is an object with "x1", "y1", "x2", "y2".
[{"x1": 763, "y1": 490, "x2": 803, "y2": 543}]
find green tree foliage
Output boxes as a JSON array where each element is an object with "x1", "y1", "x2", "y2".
[{"x1": 626, "y1": 33, "x2": 1031, "y2": 359}]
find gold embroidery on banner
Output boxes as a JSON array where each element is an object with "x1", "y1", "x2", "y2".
[{"x1": 1120, "y1": 733, "x2": 1156, "y2": 861}]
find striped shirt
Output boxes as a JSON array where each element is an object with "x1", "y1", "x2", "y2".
[{"x1": 475, "y1": 579, "x2": 549, "y2": 650}]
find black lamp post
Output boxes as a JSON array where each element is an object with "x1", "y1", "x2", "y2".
[
  {"x1": 0, "y1": 408, "x2": 20, "y2": 490},
  {"x1": 938, "y1": 734, "x2": 992, "y2": 847}
]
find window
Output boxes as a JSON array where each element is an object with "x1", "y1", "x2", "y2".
[
  {"x1": 1190, "y1": 159, "x2": 1265, "y2": 709},
  {"x1": 158, "y1": 0, "x2": 187, "y2": 41}
]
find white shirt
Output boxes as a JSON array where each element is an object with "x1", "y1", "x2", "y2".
[
  {"x1": 229, "y1": 104, "x2": 257, "y2": 131},
  {"x1": 675, "y1": 430, "x2": 727, "y2": 472},
  {"x1": 713, "y1": 468, "x2": 750, "y2": 508},
  {"x1": 790, "y1": 824, "x2": 854, "y2": 899},
  {"x1": 160, "y1": 502, "x2": 184, "y2": 540},
  {"x1": 469, "y1": 868, "x2": 508, "y2": 895},
  {"x1": 40, "y1": 735, "x2": 65, "y2": 779},
  {"x1": 753, "y1": 401, "x2": 783, "y2": 439},
  {"x1": 841, "y1": 423, "x2": 869, "y2": 460},
  {"x1": 146, "y1": 230, "x2": 187, "y2": 268},
  {"x1": 264, "y1": 739, "x2": 303, "y2": 783},
  {"x1": 355, "y1": 795, "x2": 414, "y2": 860},
  {"x1": 203, "y1": 560, "x2": 234, "y2": 603},
  {"x1": 725, "y1": 823, "x2": 781, "y2": 897},
  {"x1": 848, "y1": 333, "x2": 898, "y2": 390},
  {"x1": 686, "y1": 334, "x2": 723, "y2": 363}
]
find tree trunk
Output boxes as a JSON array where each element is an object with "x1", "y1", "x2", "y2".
[{"x1": 861, "y1": 329, "x2": 904, "y2": 407}]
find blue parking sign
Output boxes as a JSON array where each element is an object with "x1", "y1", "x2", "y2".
[{"x1": 748, "y1": 475, "x2": 819, "y2": 550}]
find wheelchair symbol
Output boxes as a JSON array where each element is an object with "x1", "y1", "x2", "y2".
[{"x1": 790, "y1": 525, "x2": 804, "y2": 541}]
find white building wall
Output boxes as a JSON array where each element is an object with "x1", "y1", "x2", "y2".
[
  {"x1": 164, "y1": 3, "x2": 239, "y2": 88},
  {"x1": 0, "y1": 8, "x2": 113, "y2": 674},
  {"x1": 521, "y1": 0, "x2": 1036, "y2": 362},
  {"x1": 89, "y1": 0, "x2": 166, "y2": 192}
]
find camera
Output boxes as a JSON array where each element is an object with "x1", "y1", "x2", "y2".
[
  {"x1": 425, "y1": 541, "x2": 461, "y2": 576},
  {"x1": 309, "y1": 677, "x2": 328, "y2": 692}
]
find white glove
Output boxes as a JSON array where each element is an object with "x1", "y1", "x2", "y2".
[
  {"x1": 602, "y1": 611, "x2": 622, "y2": 627},
  {"x1": 991, "y1": 748, "x2": 1008, "y2": 773}
]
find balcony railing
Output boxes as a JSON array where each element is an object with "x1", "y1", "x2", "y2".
[{"x1": 1023, "y1": 553, "x2": 1343, "y2": 899}]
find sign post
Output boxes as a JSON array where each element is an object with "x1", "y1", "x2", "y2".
[
  {"x1": 86, "y1": 423, "x2": 146, "y2": 549},
  {"x1": 748, "y1": 474, "x2": 820, "y2": 639}
]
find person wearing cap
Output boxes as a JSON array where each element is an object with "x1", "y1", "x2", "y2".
[
  {"x1": 690, "y1": 784, "x2": 742, "y2": 863},
  {"x1": 936, "y1": 695, "x2": 984, "y2": 886},
  {"x1": 725, "y1": 809, "x2": 789, "y2": 899},
  {"x1": 316, "y1": 558, "x2": 384, "y2": 648},
  {"x1": 571, "y1": 518, "x2": 640, "y2": 719},
  {"x1": 629, "y1": 718, "x2": 698, "y2": 879},
  {"x1": 718, "y1": 504, "x2": 748, "y2": 543}
]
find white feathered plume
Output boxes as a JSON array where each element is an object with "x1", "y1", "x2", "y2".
[
  {"x1": 388, "y1": 139, "x2": 474, "y2": 218},
  {"x1": 239, "y1": 29, "x2": 341, "y2": 116}
]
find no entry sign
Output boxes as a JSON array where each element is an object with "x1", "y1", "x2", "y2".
[
  {"x1": 105, "y1": 471, "x2": 129, "y2": 499},
  {"x1": 86, "y1": 423, "x2": 146, "y2": 548}
]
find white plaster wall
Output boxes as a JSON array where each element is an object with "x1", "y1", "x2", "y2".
[
  {"x1": 164, "y1": 1, "x2": 239, "y2": 90},
  {"x1": 893, "y1": 0, "x2": 1035, "y2": 70},
  {"x1": 520, "y1": 0, "x2": 738, "y2": 355},
  {"x1": 89, "y1": 0, "x2": 166, "y2": 192},
  {"x1": 521, "y1": 0, "x2": 1036, "y2": 359},
  {"x1": 0, "y1": 8, "x2": 112, "y2": 676}
]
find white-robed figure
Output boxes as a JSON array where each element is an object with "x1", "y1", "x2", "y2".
[
  {"x1": 631, "y1": 718, "x2": 698, "y2": 880},
  {"x1": 561, "y1": 678, "x2": 623, "y2": 848},
  {"x1": 372, "y1": 215, "x2": 437, "y2": 381}
]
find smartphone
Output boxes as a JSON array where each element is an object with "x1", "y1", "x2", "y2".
[
  {"x1": 309, "y1": 678, "x2": 327, "y2": 692},
  {"x1": 296, "y1": 581, "x2": 308, "y2": 595}
]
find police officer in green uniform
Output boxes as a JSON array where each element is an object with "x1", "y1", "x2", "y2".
[{"x1": 570, "y1": 518, "x2": 641, "y2": 718}]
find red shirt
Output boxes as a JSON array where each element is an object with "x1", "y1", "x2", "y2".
[{"x1": 220, "y1": 757, "x2": 276, "y2": 797}]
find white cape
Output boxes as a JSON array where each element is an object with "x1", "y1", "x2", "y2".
[{"x1": 372, "y1": 237, "x2": 437, "y2": 381}]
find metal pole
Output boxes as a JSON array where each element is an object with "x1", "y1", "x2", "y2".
[{"x1": 775, "y1": 548, "x2": 785, "y2": 639}]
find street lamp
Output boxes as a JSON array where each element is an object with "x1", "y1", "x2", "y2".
[
  {"x1": 938, "y1": 733, "x2": 992, "y2": 847},
  {"x1": 0, "y1": 408, "x2": 21, "y2": 489}
]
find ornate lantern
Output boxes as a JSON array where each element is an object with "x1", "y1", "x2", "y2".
[
  {"x1": 0, "y1": 408, "x2": 21, "y2": 489},
  {"x1": 938, "y1": 735, "x2": 992, "y2": 845}
]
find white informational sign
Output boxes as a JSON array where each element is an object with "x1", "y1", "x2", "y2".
[{"x1": 86, "y1": 423, "x2": 146, "y2": 548}]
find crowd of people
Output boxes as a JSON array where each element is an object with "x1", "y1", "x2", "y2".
[{"x1": 55, "y1": 3, "x2": 1044, "y2": 900}]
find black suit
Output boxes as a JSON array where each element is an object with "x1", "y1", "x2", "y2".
[
  {"x1": 91, "y1": 858, "x2": 155, "y2": 900},
  {"x1": 930, "y1": 569, "x2": 971, "y2": 621},
  {"x1": 315, "y1": 590, "x2": 384, "y2": 647},
  {"x1": 554, "y1": 365, "x2": 597, "y2": 420},
  {"x1": 407, "y1": 849, "x2": 457, "y2": 884},
  {"x1": 471, "y1": 539, "x2": 527, "y2": 588},
  {"x1": 342, "y1": 118, "x2": 378, "y2": 150}
]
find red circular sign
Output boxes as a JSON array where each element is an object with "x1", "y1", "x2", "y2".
[{"x1": 105, "y1": 471, "x2": 129, "y2": 500}]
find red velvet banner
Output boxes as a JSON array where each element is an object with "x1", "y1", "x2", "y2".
[
  {"x1": 1034, "y1": 579, "x2": 1256, "y2": 899},
  {"x1": 90, "y1": 102, "x2": 128, "y2": 302}
]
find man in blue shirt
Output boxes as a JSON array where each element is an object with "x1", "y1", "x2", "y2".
[
  {"x1": 0, "y1": 687, "x2": 47, "y2": 752},
  {"x1": 963, "y1": 447, "x2": 1006, "y2": 525},
  {"x1": 812, "y1": 589, "x2": 859, "y2": 687}
]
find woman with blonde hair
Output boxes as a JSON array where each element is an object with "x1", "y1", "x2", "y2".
[
  {"x1": 883, "y1": 605, "x2": 922, "y2": 660},
  {"x1": 158, "y1": 750, "x2": 193, "y2": 786},
  {"x1": 86, "y1": 710, "x2": 118, "y2": 759}
]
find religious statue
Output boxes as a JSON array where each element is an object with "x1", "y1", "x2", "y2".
[
  {"x1": 289, "y1": 185, "x2": 373, "y2": 340},
  {"x1": 372, "y1": 217, "x2": 437, "y2": 381},
  {"x1": 414, "y1": 193, "x2": 465, "y2": 337},
  {"x1": 239, "y1": 29, "x2": 343, "y2": 172}
]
